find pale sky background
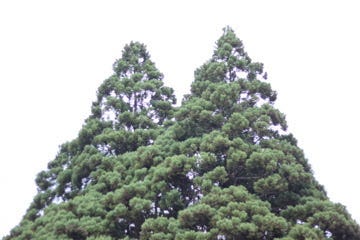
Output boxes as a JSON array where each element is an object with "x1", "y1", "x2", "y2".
[{"x1": 0, "y1": 0, "x2": 359, "y2": 238}]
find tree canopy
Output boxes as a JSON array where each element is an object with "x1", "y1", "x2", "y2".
[{"x1": 4, "y1": 27, "x2": 360, "y2": 240}]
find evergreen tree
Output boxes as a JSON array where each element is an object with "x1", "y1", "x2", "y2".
[
  {"x1": 5, "y1": 42, "x2": 176, "y2": 240},
  {"x1": 5, "y1": 28, "x2": 360, "y2": 240},
  {"x1": 139, "y1": 27, "x2": 360, "y2": 239}
]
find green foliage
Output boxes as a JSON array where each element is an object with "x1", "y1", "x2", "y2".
[{"x1": 5, "y1": 27, "x2": 360, "y2": 240}]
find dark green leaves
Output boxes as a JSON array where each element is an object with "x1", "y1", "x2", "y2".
[{"x1": 5, "y1": 28, "x2": 360, "y2": 240}]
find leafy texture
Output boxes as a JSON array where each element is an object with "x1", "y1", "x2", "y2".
[{"x1": 5, "y1": 28, "x2": 360, "y2": 240}]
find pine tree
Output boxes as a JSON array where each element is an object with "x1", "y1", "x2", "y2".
[
  {"x1": 5, "y1": 28, "x2": 360, "y2": 240},
  {"x1": 5, "y1": 41, "x2": 176, "y2": 240},
  {"x1": 139, "y1": 27, "x2": 360, "y2": 239}
]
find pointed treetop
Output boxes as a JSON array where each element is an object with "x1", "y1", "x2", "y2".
[
  {"x1": 113, "y1": 41, "x2": 162, "y2": 80},
  {"x1": 92, "y1": 41, "x2": 176, "y2": 126}
]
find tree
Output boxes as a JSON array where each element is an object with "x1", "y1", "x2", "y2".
[
  {"x1": 5, "y1": 28, "x2": 360, "y2": 240},
  {"x1": 140, "y1": 26, "x2": 360, "y2": 239},
  {"x1": 5, "y1": 41, "x2": 176, "y2": 240}
]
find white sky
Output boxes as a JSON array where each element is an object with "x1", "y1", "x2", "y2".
[{"x1": 1, "y1": 0, "x2": 359, "y2": 237}]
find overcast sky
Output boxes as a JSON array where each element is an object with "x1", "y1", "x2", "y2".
[{"x1": 1, "y1": 0, "x2": 359, "y2": 237}]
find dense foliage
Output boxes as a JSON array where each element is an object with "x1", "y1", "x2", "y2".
[{"x1": 5, "y1": 27, "x2": 360, "y2": 240}]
